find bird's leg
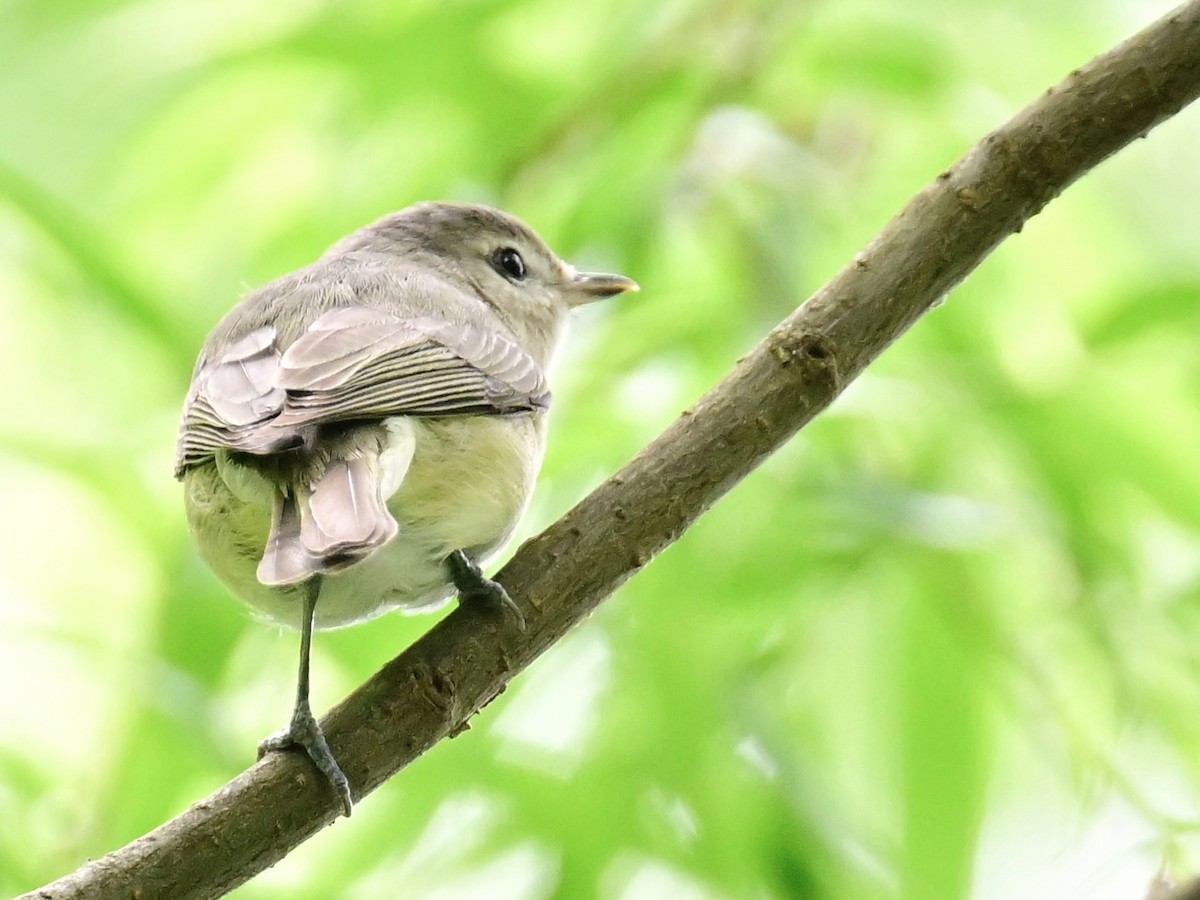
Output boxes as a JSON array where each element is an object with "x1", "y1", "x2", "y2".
[
  {"x1": 257, "y1": 575, "x2": 354, "y2": 817},
  {"x1": 447, "y1": 549, "x2": 527, "y2": 632}
]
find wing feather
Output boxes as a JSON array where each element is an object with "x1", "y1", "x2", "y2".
[{"x1": 176, "y1": 305, "x2": 548, "y2": 476}]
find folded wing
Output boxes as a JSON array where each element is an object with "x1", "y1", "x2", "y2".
[{"x1": 175, "y1": 305, "x2": 550, "y2": 476}]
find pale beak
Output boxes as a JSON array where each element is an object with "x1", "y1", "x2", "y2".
[{"x1": 566, "y1": 269, "x2": 640, "y2": 307}]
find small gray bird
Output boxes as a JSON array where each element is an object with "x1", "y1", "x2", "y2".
[{"x1": 176, "y1": 202, "x2": 636, "y2": 815}]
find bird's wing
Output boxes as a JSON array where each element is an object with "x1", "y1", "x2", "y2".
[{"x1": 175, "y1": 305, "x2": 549, "y2": 476}]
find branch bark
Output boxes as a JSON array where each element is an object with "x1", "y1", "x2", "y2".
[
  {"x1": 23, "y1": 3, "x2": 1200, "y2": 898},
  {"x1": 1167, "y1": 877, "x2": 1200, "y2": 900}
]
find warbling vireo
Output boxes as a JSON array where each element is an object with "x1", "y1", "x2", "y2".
[{"x1": 176, "y1": 202, "x2": 637, "y2": 815}]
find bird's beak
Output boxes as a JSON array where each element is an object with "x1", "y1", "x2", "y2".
[{"x1": 565, "y1": 268, "x2": 640, "y2": 307}]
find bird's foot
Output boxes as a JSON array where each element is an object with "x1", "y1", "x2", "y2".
[
  {"x1": 447, "y1": 549, "x2": 527, "y2": 631},
  {"x1": 258, "y1": 698, "x2": 353, "y2": 817}
]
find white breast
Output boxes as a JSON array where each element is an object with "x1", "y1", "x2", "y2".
[
  {"x1": 290, "y1": 413, "x2": 546, "y2": 628},
  {"x1": 185, "y1": 413, "x2": 547, "y2": 631}
]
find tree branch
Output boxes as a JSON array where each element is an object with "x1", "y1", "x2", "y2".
[
  {"x1": 23, "y1": 3, "x2": 1200, "y2": 897},
  {"x1": 1170, "y1": 877, "x2": 1200, "y2": 900}
]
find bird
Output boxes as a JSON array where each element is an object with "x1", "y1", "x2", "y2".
[{"x1": 175, "y1": 201, "x2": 637, "y2": 815}]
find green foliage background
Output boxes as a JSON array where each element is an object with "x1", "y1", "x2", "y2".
[{"x1": 2, "y1": 0, "x2": 1200, "y2": 898}]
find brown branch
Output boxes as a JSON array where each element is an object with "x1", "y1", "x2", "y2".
[
  {"x1": 23, "y1": 3, "x2": 1200, "y2": 898},
  {"x1": 1163, "y1": 874, "x2": 1200, "y2": 900}
]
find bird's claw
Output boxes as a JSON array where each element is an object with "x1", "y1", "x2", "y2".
[
  {"x1": 447, "y1": 549, "x2": 527, "y2": 631},
  {"x1": 258, "y1": 699, "x2": 353, "y2": 817}
]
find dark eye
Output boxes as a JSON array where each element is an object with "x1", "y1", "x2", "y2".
[{"x1": 493, "y1": 247, "x2": 526, "y2": 281}]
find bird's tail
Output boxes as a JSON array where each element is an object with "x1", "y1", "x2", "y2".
[{"x1": 256, "y1": 453, "x2": 399, "y2": 586}]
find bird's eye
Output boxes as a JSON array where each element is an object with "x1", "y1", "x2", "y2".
[{"x1": 493, "y1": 247, "x2": 527, "y2": 281}]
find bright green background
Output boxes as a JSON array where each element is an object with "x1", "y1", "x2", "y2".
[{"x1": 3, "y1": 1, "x2": 1200, "y2": 898}]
